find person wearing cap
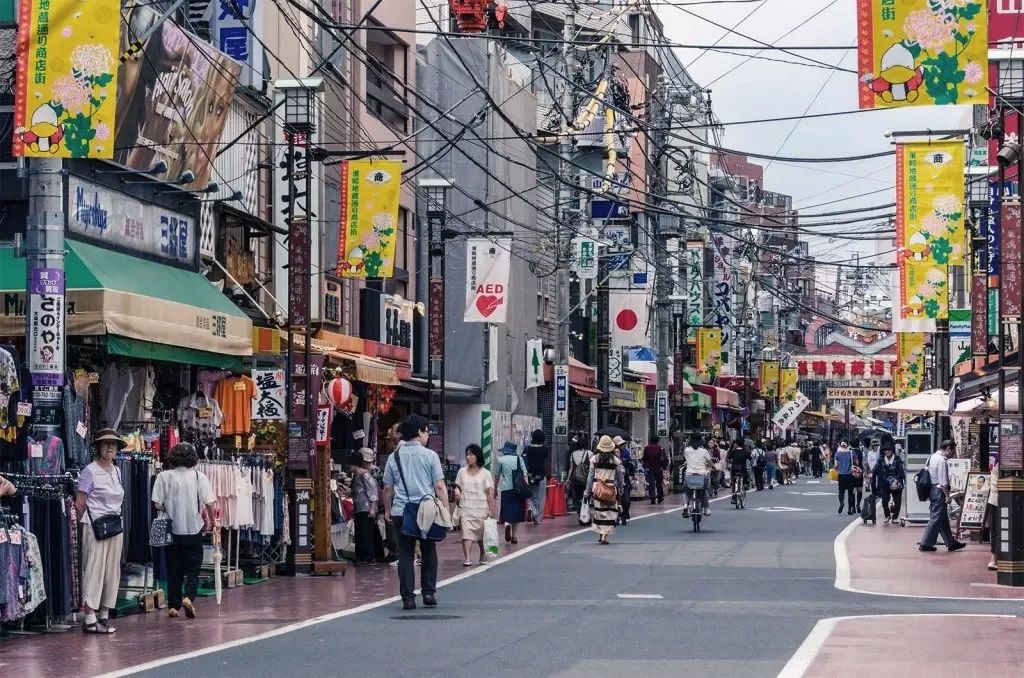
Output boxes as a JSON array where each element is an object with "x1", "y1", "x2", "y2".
[
  {"x1": 75, "y1": 428, "x2": 126, "y2": 634},
  {"x1": 495, "y1": 440, "x2": 527, "y2": 544},
  {"x1": 613, "y1": 436, "x2": 634, "y2": 525},
  {"x1": 833, "y1": 441, "x2": 857, "y2": 515},
  {"x1": 583, "y1": 435, "x2": 624, "y2": 544},
  {"x1": 872, "y1": 444, "x2": 905, "y2": 524},
  {"x1": 919, "y1": 440, "x2": 967, "y2": 552},
  {"x1": 349, "y1": 447, "x2": 380, "y2": 566}
]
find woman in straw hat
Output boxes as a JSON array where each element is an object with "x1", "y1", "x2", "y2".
[
  {"x1": 75, "y1": 428, "x2": 126, "y2": 634},
  {"x1": 584, "y1": 435, "x2": 624, "y2": 545}
]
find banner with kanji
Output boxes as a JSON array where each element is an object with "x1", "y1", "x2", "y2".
[
  {"x1": 337, "y1": 160, "x2": 402, "y2": 278},
  {"x1": 896, "y1": 332, "x2": 926, "y2": 398},
  {"x1": 856, "y1": 0, "x2": 987, "y2": 109},
  {"x1": 696, "y1": 328, "x2": 722, "y2": 381},
  {"x1": 760, "y1": 361, "x2": 779, "y2": 399},
  {"x1": 780, "y1": 367, "x2": 799, "y2": 403},
  {"x1": 896, "y1": 141, "x2": 965, "y2": 320},
  {"x1": 13, "y1": 0, "x2": 120, "y2": 158}
]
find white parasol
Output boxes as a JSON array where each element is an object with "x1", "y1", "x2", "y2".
[
  {"x1": 872, "y1": 388, "x2": 950, "y2": 415},
  {"x1": 212, "y1": 525, "x2": 223, "y2": 605}
]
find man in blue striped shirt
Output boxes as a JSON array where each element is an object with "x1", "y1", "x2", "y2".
[{"x1": 919, "y1": 440, "x2": 966, "y2": 552}]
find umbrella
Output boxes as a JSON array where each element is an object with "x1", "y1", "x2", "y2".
[
  {"x1": 872, "y1": 389, "x2": 950, "y2": 415},
  {"x1": 595, "y1": 426, "x2": 630, "y2": 441},
  {"x1": 212, "y1": 527, "x2": 223, "y2": 605}
]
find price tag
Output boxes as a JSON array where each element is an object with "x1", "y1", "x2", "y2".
[
  {"x1": 17, "y1": 401, "x2": 32, "y2": 417},
  {"x1": 197, "y1": 408, "x2": 212, "y2": 419},
  {"x1": 30, "y1": 442, "x2": 43, "y2": 458},
  {"x1": 0, "y1": 531, "x2": 7, "y2": 544},
  {"x1": 353, "y1": 430, "x2": 365, "y2": 440},
  {"x1": 233, "y1": 381, "x2": 246, "y2": 391},
  {"x1": 76, "y1": 421, "x2": 88, "y2": 439},
  {"x1": 235, "y1": 435, "x2": 242, "y2": 449},
  {"x1": 88, "y1": 372, "x2": 100, "y2": 384},
  {"x1": 10, "y1": 530, "x2": 21, "y2": 545}
]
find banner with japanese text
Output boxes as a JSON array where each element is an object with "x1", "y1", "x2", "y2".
[
  {"x1": 685, "y1": 241, "x2": 703, "y2": 342},
  {"x1": 897, "y1": 141, "x2": 965, "y2": 320},
  {"x1": 337, "y1": 159, "x2": 402, "y2": 278},
  {"x1": 13, "y1": 0, "x2": 120, "y2": 158},
  {"x1": 759, "y1": 360, "x2": 779, "y2": 400},
  {"x1": 780, "y1": 367, "x2": 799, "y2": 403},
  {"x1": 696, "y1": 328, "x2": 722, "y2": 381},
  {"x1": 464, "y1": 238, "x2": 513, "y2": 323},
  {"x1": 856, "y1": 0, "x2": 987, "y2": 109},
  {"x1": 896, "y1": 332, "x2": 926, "y2": 398}
]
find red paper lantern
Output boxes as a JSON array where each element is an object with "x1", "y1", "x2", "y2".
[
  {"x1": 326, "y1": 377, "x2": 353, "y2": 409},
  {"x1": 450, "y1": 0, "x2": 488, "y2": 34}
]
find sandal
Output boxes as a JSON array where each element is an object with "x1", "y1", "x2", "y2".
[
  {"x1": 97, "y1": 619, "x2": 116, "y2": 633},
  {"x1": 168, "y1": 608, "x2": 180, "y2": 618},
  {"x1": 182, "y1": 597, "x2": 196, "y2": 619},
  {"x1": 463, "y1": 560, "x2": 473, "y2": 567},
  {"x1": 82, "y1": 622, "x2": 115, "y2": 634}
]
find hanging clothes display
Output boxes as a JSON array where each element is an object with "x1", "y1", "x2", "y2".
[
  {"x1": 214, "y1": 375, "x2": 257, "y2": 436},
  {"x1": 114, "y1": 453, "x2": 155, "y2": 565},
  {"x1": 177, "y1": 391, "x2": 224, "y2": 438},
  {"x1": 62, "y1": 385, "x2": 90, "y2": 470}
]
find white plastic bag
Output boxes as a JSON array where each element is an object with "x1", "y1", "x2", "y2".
[
  {"x1": 483, "y1": 518, "x2": 500, "y2": 558},
  {"x1": 578, "y1": 502, "x2": 591, "y2": 525}
]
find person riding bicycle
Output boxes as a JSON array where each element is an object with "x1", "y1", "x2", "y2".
[
  {"x1": 682, "y1": 436, "x2": 713, "y2": 517},
  {"x1": 726, "y1": 441, "x2": 751, "y2": 504}
]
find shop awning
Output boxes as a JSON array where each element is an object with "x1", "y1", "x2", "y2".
[
  {"x1": 0, "y1": 240, "x2": 252, "y2": 357},
  {"x1": 571, "y1": 384, "x2": 603, "y2": 399},
  {"x1": 107, "y1": 335, "x2": 244, "y2": 370},
  {"x1": 693, "y1": 384, "x2": 740, "y2": 410},
  {"x1": 402, "y1": 376, "x2": 481, "y2": 397},
  {"x1": 686, "y1": 391, "x2": 712, "y2": 411},
  {"x1": 335, "y1": 352, "x2": 401, "y2": 385}
]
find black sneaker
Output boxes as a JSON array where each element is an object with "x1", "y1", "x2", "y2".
[
  {"x1": 919, "y1": 545, "x2": 937, "y2": 552},
  {"x1": 838, "y1": 505, "x2": 844, "y2": 514},
  {"x1": 949, "y1": 541, "x2": 967, "y2": 552},
  {"x1": 422, "y1": 594, "x2": 438, "y2": 607},
  {"x1": 402, "y1": 600, "x2": 417, "y2": 610}
]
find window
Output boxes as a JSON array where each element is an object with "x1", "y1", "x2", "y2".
[
  {"x1": 365, "y1": 22, "x2": 409, "y2": 132},
  {"x1": 999, "y1": 60, "x2": 1024, "y2": 100}
]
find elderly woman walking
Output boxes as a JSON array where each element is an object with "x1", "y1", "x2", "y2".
[{"x1": 584, "y1": 435, "x2": 624, "y2": 545}]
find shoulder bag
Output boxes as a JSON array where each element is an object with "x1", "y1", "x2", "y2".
[
  {"x1": 150, "y1": 470, "x2": 201, "y2": 546},
  {"x1": 395, "y1": 450, "x2": 449, "y2": 542},
  {"x1": 86, "y1": 466, "x2": 124, "y2": 541},
  {"x1": 512, "y1": 456, "x2": 533, "y2": 499}
]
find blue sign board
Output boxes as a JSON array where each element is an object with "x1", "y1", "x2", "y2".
[
  {"x1": 607, "y1": 253, "x2": 631, "y2": 271},
  {"x1": 591, "y1": 200, "x2": 630, "y2": 220}
]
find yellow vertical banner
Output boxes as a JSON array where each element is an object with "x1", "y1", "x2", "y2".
[
  {"x1": 780, "y1": 367, "x2": 799, "y2": 403},
  {"x1": 13, "y1": 0, "x2": 120, "y2": 158},
  {"x1": 760, "y1": 360, "x2": 779, "y2": 400},
  {"x1": 896, "y1": 141, "x2": 964, "y2": 320},
  {"x1": 856, "y1": 0, "x2": 987, "y2": 109},
  {"x1": 896, "y1": 332, "x2": 926, "y2": 398},
  {"x1": 336, "y1": 159, "x2": 403, "y2": 278},
  {"x1": 696, "y1": 328, "x2": 722, "y2": 382}
]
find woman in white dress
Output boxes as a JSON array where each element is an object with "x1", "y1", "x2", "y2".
[{"x1": 454, "y1": 444, "x2": 496, "y2": 566}]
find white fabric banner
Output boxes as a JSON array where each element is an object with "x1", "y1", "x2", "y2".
[
  {"x1": 772, "y1": 392, "x2": 810, "y2": 431},
  {"x1": 465, "y1": 238, "x2": 512, "y2": 323}
]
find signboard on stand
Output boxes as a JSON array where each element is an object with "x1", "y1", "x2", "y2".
[
  {"x1": 1000, "y1": 416, "x2": 1023, "y2": 471},
  {"x1": 958, "y1": 472, "x2": 992, "y2": 530},
  {"x1": 553, "y1": 364, "x2": 568, "y2": 436}
]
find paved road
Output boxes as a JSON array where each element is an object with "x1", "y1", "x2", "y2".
[{"x1": 133, "y1": 480, "x2": 1022, "y2": 678}]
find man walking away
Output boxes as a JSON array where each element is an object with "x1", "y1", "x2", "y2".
[
  {"x1": 764, "y1": 443, "x2": 778, "y2": 490},
  {"x1": 752, "y1": 443, "x2": 766, "y2": 491},
  {"x1": 642, "y1": 434, "x2": 669, "y2": 504},
  {"x1": 382, "y1": 414, "x2": 450, "y2": 610},
  {"x1": 919, "y1": 440, "x2": 966, "y2": 553}
]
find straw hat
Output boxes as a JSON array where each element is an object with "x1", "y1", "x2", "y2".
[
  {"x1": 612, "y1": 435, "x2": 626, "y2": 447},
  {"x1": 93, "y1": 428, "x2": 126, "y2": 449},
  {"x1": 596, "y1": 435, "x2": 616, "y2": 453}
]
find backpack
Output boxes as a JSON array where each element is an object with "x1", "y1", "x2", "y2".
[
  {"x1": 914, "y1": 466, "x2": 932, "y2": 501},
  {"x1": 572, "y1": 450, "x2": 590, "y2": 483},
  {"x1": 754, "y1": 449, "x2": 766, "y2": 469}
]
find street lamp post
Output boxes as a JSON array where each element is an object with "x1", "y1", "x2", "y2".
[{"x1": 421, "y1": 178, "x2": 453, "y2": 444}]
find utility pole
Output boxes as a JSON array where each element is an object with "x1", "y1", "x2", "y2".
[
  {"x1": 553, "y1": 5, "x2": 577, "y2": 470},
  {"x1": 652, "y1": 75, "x2": 673, "y2": 415},
  {"x1": 24, "y1": 157, "x2": 66, "y2": 438}
]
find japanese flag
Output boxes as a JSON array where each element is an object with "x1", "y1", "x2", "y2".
[{"x1": 609, "y1": 289, "x2": 650, "y2": 348}]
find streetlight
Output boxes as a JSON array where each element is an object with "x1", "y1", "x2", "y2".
[{"x1": 419, "y1": 178, "x2": 454, "y2": 436}]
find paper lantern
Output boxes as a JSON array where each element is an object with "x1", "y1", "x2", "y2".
[{"x1": 326, "y1": 377, "x2": 352, "y2": 409}]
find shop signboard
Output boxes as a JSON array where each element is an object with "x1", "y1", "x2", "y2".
[
  {"x1": 113, "y1": 4, "x2": 241, "y2": 189},
  {"x1": 947, "y1": 458, "x2": 971, "y2": 494},
  {"x1": 773, "y1": 392, "x2": 810, "y2": 432},
  {"x1": 1000, "y1": 415, "x2": 1023, "y2": 471},
  {"x1": 959, "y1": 472, "x2": 992, "y2": 530},
  {"x1": 573, "y1": 237, "x2": 598, "y2": 279},
  {"x1": 67, "y1": 176, "x2": 196, "y2": 266},
  {"x1": 28, "y1": 267, "x2": 64, "y2": 387},
  {"x1": 213, "y1": 0, "x2": 264, "y2": 90},
  {"x1": 949, "y1": 309, "x2": 972, "y2": 367},
  {"x1": 288, "y1": 216, "x2": 311, "y2": 326},
  {"x1": 1000, "y1": 202, "x2": 1022, "y2": 316},
  {"x1": 988, "y1": 182, "x2": 1001, "y2": 284},
  {"x1": 826, "y1": 387, "x2": 893, "y2": 400},
  {"x1": 686, "y1": 241, "x2": 703, "y2": 341},
  {"x1": 251, "y1": 368, "x2": 286, "y2": 421},
  {"x1": 314, "y1": 406, "x2": 330, "y2": 445},
  {"x1": 290, "y1": 353, "x2": 324, "y2": 421},
  {"x1": 971, "y1": 276, "x2": 988, "y2": 355},
  {"x1": 380, "y1": 294, "x2": 414, "y2": 367},
  {"x1": 655, "y1": 390, "x2": 669, "y2": 438},
  {"x1": 428, "y1": 278, "x2": 444, "y2": 360},
  {"x1": 553, "y1": 364, "x2": 568, "y2": 436},
  {"x1": 287, "y1": 422, "x2": 311, "y2": 472}
]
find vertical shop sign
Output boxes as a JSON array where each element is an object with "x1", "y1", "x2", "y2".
[
  {"x1": 971, "y1": 273, "x2": 988, "y2": 355},
  {"x1": 553, "y1": 364, "x2": 568, "y2": 436},
  {"x1": 710, "y1": 236, "x2": 732, "y2": 358},
  {"x1": 655, "y1": 390, "x2": 669, "y2": 438},
  {"x1": 686, "y1": 241, "x2": 703, "y2": 341},
  {"x1": 1000, "y1": 415, "x2": 1023, "y2": 471},
  {"x1": 336, "y1": 159, "x2": 402, "y2": 279},
  {"x1": 948, "y1": 308, "x2": 972, "y2": 367},
  {"x1": 988, "y1": 182, "x2": 1001, "y2": 286},
  {"x1": 288, "y1": 215, "x2": 311, "y2": 326},
  {"x1": 28, "y1": 268, "x2": 64, "y2": 385},
  {"x1": 291, "y1": 353, "x2": 324, "y2": 421},
  {"x1": 1000, "y1": 201, "x2": 1022, "y2": 317},
  {"x1": 573, "y1": 237, "x2": 598, "y2": 279},
  {"x1": 251, "y1": 368, "x2": 286, "y2": 420},
  {"x1": 428, "y1": 278, "x2": 444, "y2": 360},
  {"x1": 314, "y1": 406, "x2": 330, "y2": 444}
]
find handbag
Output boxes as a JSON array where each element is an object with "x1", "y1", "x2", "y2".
[
  {"x1": 828, "y1": 468, "x2": 839, "y2": 482},
  {"x1": 512, "y1": 457, "x2": 533, "y2": 499},
  {"x1": 592, "y1": 478, "x2": 617, "y2": 503},
  {"x1": 87, "y1": 507, "x2": 124, "y2": 541},
  {"x1": 149, "y1": 512, "x2": 173, "y2": 547}
]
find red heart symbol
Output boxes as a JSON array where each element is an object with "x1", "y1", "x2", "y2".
[{"x1": 476, "y1": 294, "x2": 503, "y2": 317}]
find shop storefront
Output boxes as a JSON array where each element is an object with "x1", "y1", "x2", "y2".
[
  {"x1": 607, "y1": 379, "x2": 648, "y2": 443},
  {"x1": 540, "y1": 358, "x2": 599, "y2": 439}
]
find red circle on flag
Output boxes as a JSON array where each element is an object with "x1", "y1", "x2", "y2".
[{"x1": 615, "y1": 309, "x2": 638, "y2": 331}]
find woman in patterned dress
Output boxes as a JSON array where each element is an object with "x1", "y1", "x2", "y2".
[
  {"x1": 454, "y1": 444, "x2": 496, "y2": 566},
  {"x1": 584, "y1": 435, "x2": 624, "y2": 545}
]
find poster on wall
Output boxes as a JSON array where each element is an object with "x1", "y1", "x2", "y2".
[
  {"x1": 252, "y1": 369, "x2": 286, "y2": 421},
  {"x1": 336, "y1": 159, "x2": 403, "y2": 279},
  {"x1": 13, "y1": 0, "x2": 120, "y2": 158},
  {"x1": 856, "y1": 0, "x2": 987, "y2": 109},
  {"x1": 464, "y1": 238, "x2": 512, "y2": 323},
  {"x1": 696, "y1": 327, "x2": 722, "y2": 381},
  {"x1": 113, "y1": 5, "x2": 240, "y2": 189},
  {"x1": 28, "y1": 268, "x2": 65, "y2": 386}
]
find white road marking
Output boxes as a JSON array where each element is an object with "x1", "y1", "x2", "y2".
[
  {"x1": 778, "y1": 614, "x2": 1016, "y2": 678},
  {"x1": 753, "y1": 506, "x2": 809, "y2": 512},
  {"x1": 616, "y1": 593, "x2": 663, "y2": 599},
  {"x1": 833, "y1": 517, "x2": 1024, "y2": 601},
  {"x1": 97, "y1": 498, "x2": 729, "y2": 678}
]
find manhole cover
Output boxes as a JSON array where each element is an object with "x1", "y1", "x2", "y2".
[
  {"x1": 228, "y1": 618, "x2": 300, "y2": 625},
  {"x1": 388, "y1": 614, "x2": 462, "y2": 621}
]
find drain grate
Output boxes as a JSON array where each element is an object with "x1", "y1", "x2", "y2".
[
  {"x1": 228, "y1": 618, "x2": 300, "y2": 625},
  {"x1": 388, "y1": 614, "x2": 462, "y2": 621}
]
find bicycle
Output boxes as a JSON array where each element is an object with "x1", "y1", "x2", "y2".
[
  {"x1": 683, "y1": 474, "x2": 708, "y2": 532},
  {"x1": 731, "y1": 471, "x2": 748, "y2": 510}
]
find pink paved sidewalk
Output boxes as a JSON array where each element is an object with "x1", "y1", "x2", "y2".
[
  {"x1": 804, "y1": 615, "x2": 1024, "y2": 677},
  {"x1": 0, "y1": 496, "x2": 681, "y2": 677},
  {"x1": 844, "y1": 519, "x2": 1024, "y2": 599}
]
